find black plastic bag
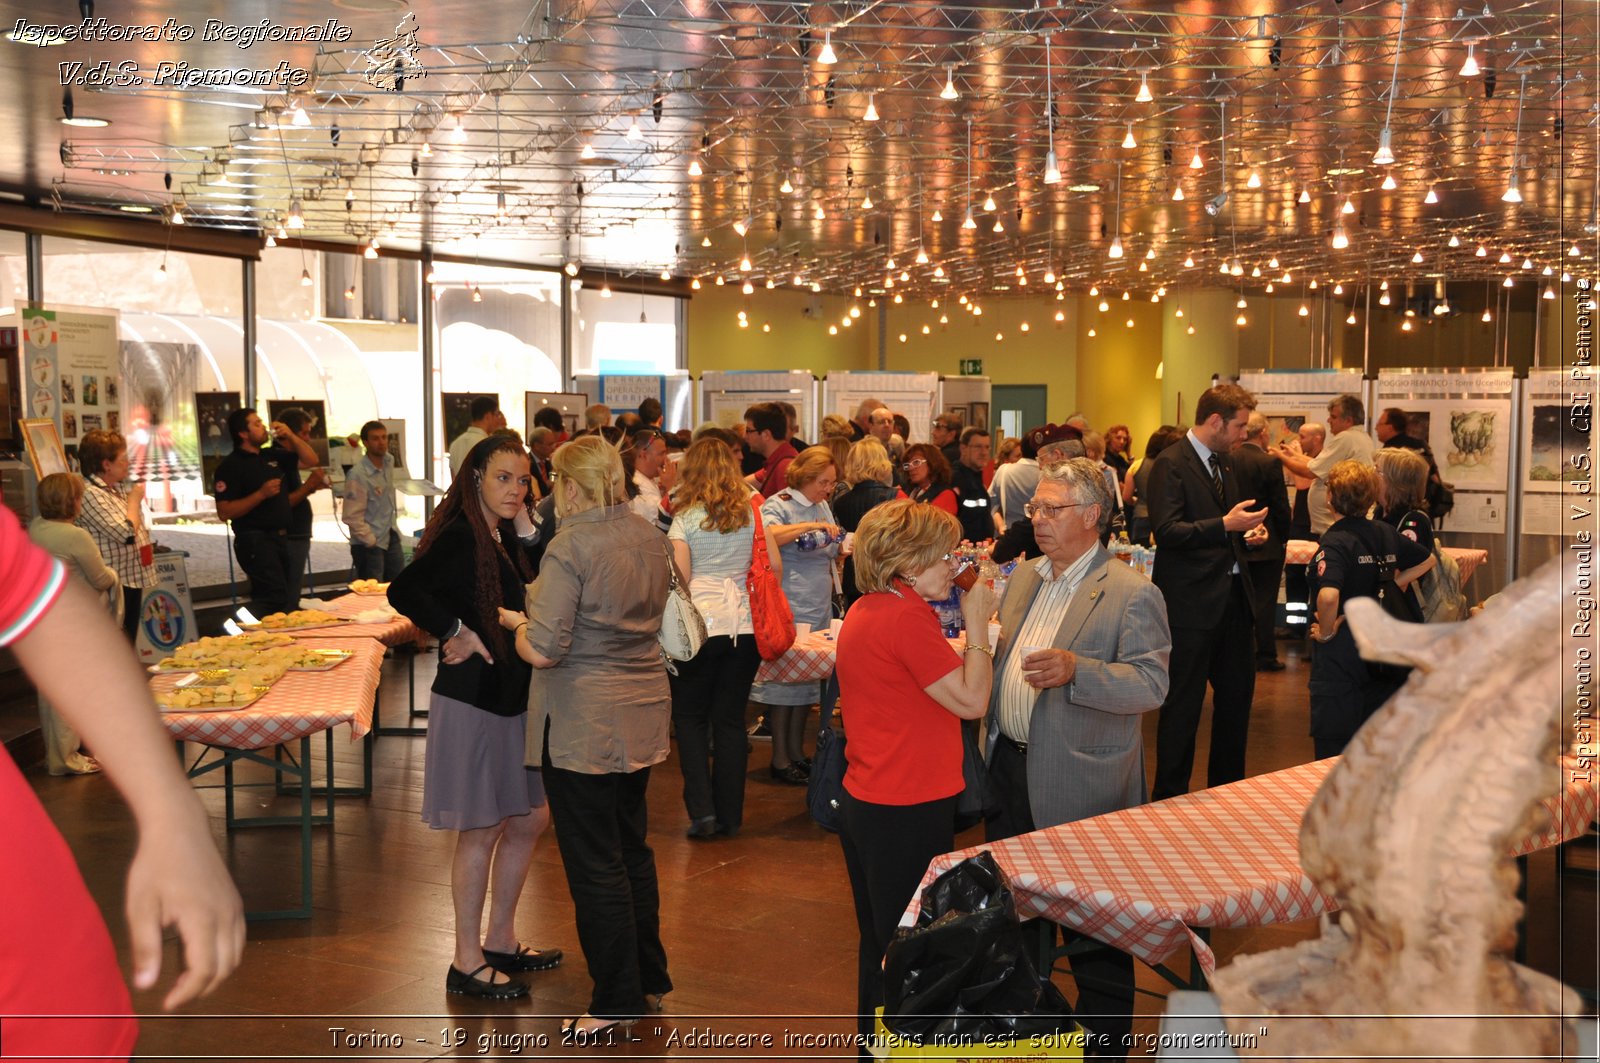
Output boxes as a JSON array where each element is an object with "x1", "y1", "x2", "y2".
[{"x1": 883, "y1": 852, "x2": 1074, "y2": 1043}]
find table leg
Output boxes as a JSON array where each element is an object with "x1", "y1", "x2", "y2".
[{"x1": 377, "y1": 645, "x2": 429, "y2": 736}]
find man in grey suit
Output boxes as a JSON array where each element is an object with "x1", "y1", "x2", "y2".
[{"x1": 984, "y1": 457, "x2": 1172, "y2": 1060}]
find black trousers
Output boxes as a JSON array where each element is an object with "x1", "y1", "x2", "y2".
[
  {"x1": 231, "y1": 528, "x2": 293, "y2": 617},
  {"x1": 1246, "y1": 557, "x2": 1285, "y2": 663},
  {"x1": 121, "y1": 586, "x2": 142, "y2": 642},
  {"x1": 667, "y1": 635, "x2": 761, "y2": 833},
  {"x1": 1152, "y1": 576, "x2": 1256, "y2": 800},
  {"x1": 838, "y1": 790, "x2": 956, "y2": 1059},
  {"x1": 284, "y1": 535, "x2": 312, "y2": 611},
  {"x1": 540, "y1": 754, "x2": 672, "y2": 1019},
  {"x1": 986, "y1": 738, "x2": 1135, "y2": 1060}
]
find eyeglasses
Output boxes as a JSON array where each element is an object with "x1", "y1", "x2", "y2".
[
  {"x1": 1023, "y1": 500, "x2": 1085, "y2": 520},
  {"x1": 901, "y1": 458, "x2": 928, "y2": 471}
]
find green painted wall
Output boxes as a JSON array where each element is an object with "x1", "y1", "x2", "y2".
[
  {"x1": 684, "y1": 284, "x2": 872, "y2": 375},
  {"x1": 1074, "y1": 295, "x2": 1163, "y2": 447}
]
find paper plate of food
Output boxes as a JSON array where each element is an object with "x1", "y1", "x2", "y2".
[{"x1": 349, "y1": 578, "x2": 391, "y2": 595}]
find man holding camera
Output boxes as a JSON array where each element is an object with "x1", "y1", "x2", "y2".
[{"x1": 212, "y1": 409, "x2": 319, "y2": 617}]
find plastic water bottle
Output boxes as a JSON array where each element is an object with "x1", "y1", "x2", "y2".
[{"x1": 797, "y1": 530, "x2": 822, "y2": 551}]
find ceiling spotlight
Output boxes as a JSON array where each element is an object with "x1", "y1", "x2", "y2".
[
  {"x1": 1189, "y1": 149, "x2": 1203, "y2": 170},
  {"x1": 1183, "y1": 254, "x2": 1195, "y2": 267},
  {"x1": 626, "y1": 113, "x2": 643, "y2": 140},
  {"x1": 580, "y1": 137, "x2": 597, "y2": 160},
  {"x1": 1482, "y1": 307, "x2": 1492, "y2": 322},
  {"x1": 290, "y1": 100, "x2": 311, "y2": 127},
  {"x1": 931, "y1": 208, "x2": 943, "y2": 222},
  {"x1": 1136, "y1": 71, "x2": 1153, "y2": 103},
  {"x1": 1204, "y1": 192, "x2": 1228, "y2": 216},
  {"x1": 1460, "y1": 41, "x2": 1480, "y2": 77},
  {"x1": 1171, "y1": 184, "x2": 1185, "y2": 201},
  {"x1": 1381, "y1": 173, "x2": 1397, "y2": 191},
  {"x1": 982, "y1": 192, "x2": 997, "y2": 212},
  {"x1": 1424, "y1": 185, "x2": 1439, "y2": 204},
  {"x1": 450, "y1": 114, "x2": 466, "y2": 143},
  {"x1": 1503, "y1": 275, "x2": 1514, "y2": 287},
  {"x1": 1107, "y1": 236, "x2": 1123, "y2": 259},
  {"x1": 1246, "y1": 169, "x2": 1262, "y2": 189},
  {"x1": 1331, "y1": 225, "x2": 1349, "y2": 249},
  {"x1": 1498, "y1": 250, "x2": 1512, "y2": 264},
  {"x1": 1502, "y1": 180, "x2": 1522, "y2": 204},
  {"x1": 1341, "y1": 196, "x2": 1355, "y2": 214},
  {"x1": 780, "y1": 173, "x2": 794, "y2": 194},
  {"x1": 818, "y1": 28, "x2": 837, "y2": 64},
  {"x1": 1476, "y1": 244, "x2": 1488, "y2": 257},
  {"x1": 733, "y1": 216, "x2": 750, "y2": 237},
  {"x1": 1121, "y1": 123, "x2": 1137, "y2": 150},
  {"x1": 941, "y1": 65, "x2": 959, "y2": 100},
  {"x1": 687, "y1": 156, "x2": 703, "y2": 176},
  {"x1": 1447, "y1": 234, "x2": 1460, "y2": 247},
  {"x1": 962, "y1": 207, "x2": 977, "y2": 230},
  {"x1": 1411, "y1": 250, "x2": 1423, "y2": 264},
  {"x1": 1347, "y1": 310, "x2": 1357, "y2": 325},
  {"x1": 1043, "y1": 149, "x2": 1061, "y2": 185},
  {"x1": 863, "y1": 94, "x2": 880, "y2": 122},
  {"x1": 1298, "y1": 188, "x2": 1311, "y2": 204},
  {"x1": 1372, "y1": 127, "x2": 1395, "y2": 166}
]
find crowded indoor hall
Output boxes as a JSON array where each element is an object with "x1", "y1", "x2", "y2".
[{"x1": 0, "y1": 0, "x2": 1593, "y2": 1059}]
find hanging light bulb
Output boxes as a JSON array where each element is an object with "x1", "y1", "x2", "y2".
[
  {"x1": 1189, "y1": 149, "x2": 1203, "y2": 170},
  {"x1": 600, "y1": 281, "x2": 613, "y2": 298},
  {"x1": 1502, "y1": 179, "x2": 1522, "y2": 204},
  {"x1": 742, "y1": 280, "x2": 754, "y2": 294},
  {"x1": 1447, "y1": 234, "x2": 1460, "y2": 248},
  {"x1": 962, "y1": 207, "x2": 977, "y2": 230},
  {"x1": 1424, "y1": 185, "x2": 1439, "y2": 204},
  {"x1": 780, "y1": 173, "x2": 794, "y2": 194},
  {"x1": 170, "y1": 204, "x2": 185, "y2": 225},
  {"x1": 1246, "y1": 169, "x2": 1262, "y2": 189},
  {"x1": 818, "y1": 28, "x2": 837, "y2": 64},
  {"x1": 496, "y1": 192, "x2": 508, "y2": 220},
  {"x1": 1121, "y1": 123, "x2": 1137, "y2": 150},
  {"x1": 1268, "y1": 256, "x2": 1280, "y2": 269},
  {"x1": 1043, "y1": 149, "x2": 1061, "y2": 185},
  {"x1": 915, "y1": 247, "x2": 929, "y2": 265},
  {"x1": 1381, "y1": 173, "x2": 1398, "y2": 191},
  {"x1": 345, "y1": 284, "x2": 357, "y2": 301},
  {"x1": 1251, "y1": 265, "x2": 1262, "y2": 278},
  {"x1": 1498, "y1": 249, "x2": 1512, "y2": 264},
  {"x1": 450, "y1": 114, "x2": 467, "y2": 143},
  {"x1": 1087, "y1": 328, "x2": 1097, "y2": 337},
  {"x1": 982, "y1": 191, "x2": 997, "y2": 212},
  {"x1": 1298, "y1": 188, "x2": 1311, "y2": 204},
  {"x1": 1175, "y1": 306, "x2": 1184, "y2": 318},
  {"x1": 419, "y1": 140, "x2": 432, "y2": 158},
  {"x1": 1347, "y1": 309, "x2": 1358, "y2": 325},
  {"x1": 1476, "y1": 243, "x2": 1488, "y2": 257},
  {"x1": 288, "y1": 100, "x2": 311, "y2": 127},
  {"x1": 155, "y1": 260, "x2": 168, "y2": 282},
  {"x1": 861, "y1": 192, "x2": 874, "y2": 209},
  {"x1": 580, "y1": 137, "x2": 597, "y2": 160},
  {"x1": 363, "y1": 241, "x2": 378, "y2": 260},
  {"x1": 1055, "y1": 309, "x2": 1065, "y2": 323},
  {"x1": 733, "y1": 217, "x2": 750, "y2": 237},
  {"x1": 1521, "y1": 257, "x2": 1534, "y2": 270},
  {"x1": 1107, "y1": 235, "x2": 1123, "y2": 259},
  {"x1": 1372, "y1": 127, "x2": 1395, "y2": 166},
  {"x1": 992, "y1": 216, "x2": 1004, "y2": 233},
  {"x1": 1299, "y1": 303, "x2": 1310, "y2": 317},
  {"x1": 1136, "y1": 70, "x2": 1154, "y2": 103},
  {"x1": 1341, "y1": 196, "x2": 1355, "y2": 214},
  {"x1": 941, "y1": 65, "x2": 958, "y2": 101},
  {"x1": 265, "y1": 232, "x2": 277, "y2": 248},
  {"x1": 863, "y1": 94, "x2": 879, "y2": 122},
  {"x1": 300, "y1": 267, "x2": 313, "y2": 287},
  {"x1": 687, "y1": 156, "x2": 703, "y2": 176},
  {"x1": 1503, "y1": 275, "x2": 1515, "y2": 287},
  {"x1": 1570, "y1": 242, "x2": 1583, "y2": 257},
  {"x1": 1098, "y1": 299, "x2": 1109, "y2": 312},
  {"x1": 1411, "y1": 250, "x2": 1424, "y2": 264},
  {"x1": 931, "y1": 208, "x2": 943, "y2": 222},
  {"x1": 1401, "y1": 318, "x2": 1413, "y2": 331},
  {"x1": 933, "y1": 264, "x2": 945, "y2": 277},
  {"x1": 1122, "y1": 290, "x2": 1131, "y2": 301},
  {"x1": 1265, "y1": 282, "x2": 1275, "y2": 293},
  {"x1": 626, "y1": 113, "x2": 643, "y2": 140},
  {"x1": 1171, "y1": 184, "x2": 1185, "y2": 201},
  {"x1": 1379, "y1": 289, "x2": 1392, "y2": 305},
  {"x1": 691, "y1": 277, "x2": 702, "y2": 290},
  {"x1": 739, "y1": 253, "x2": 752, "y2": 271},
  {"x1": 1460, "y1": 41, "x2": 1480, "y2": 77},
  {"x1": 1236, "y1": 313, "x2": 1247, "y2": 327},
  {"x1": 1088, "y1": 285, "x2": 1100, "y2": 297},
  {"x1": 814, "y1": 203, "x2": 826, "y2": 221},
  {"x1": 1184, "y1": 254, "x2": 1195, "y2": 268},
  {"x1": 1236, "y1": 296, "x2": 1248, "y2": 309},
  {"x1": 1482, "y1": 306, "x2": 1492, "y2": 322},
  {"x1": 1334, "y1": 282, "x2": 1344, "y2": 295},
  {"x1": 1331, "y1": 225, "x2": 1349, "y2": 249}
]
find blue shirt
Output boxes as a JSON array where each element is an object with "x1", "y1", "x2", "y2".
[{"x1": 343, "y1": 451, "x2": 397, "y2": 546}]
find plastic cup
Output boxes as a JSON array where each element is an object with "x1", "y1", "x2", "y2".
[
  {"x1": 829, "y1": 618, "x2": 844, "y2": 640},
  {"x1": 793, "y1": 622, "x2": 812, "y2": 639},
  {"x1": 952, "y1": 564, "x2": 979, "y2": 592}
]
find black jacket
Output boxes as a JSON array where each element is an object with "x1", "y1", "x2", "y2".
[
  {"x1": 1148, "y1": 436, "x2": 1256, "y2": 628},
  {"x1": 1230, "y1": 443, "x2": 1291, "y2": 562}
]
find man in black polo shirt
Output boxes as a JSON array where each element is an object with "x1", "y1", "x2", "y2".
[
  {"x1": 213, "y1": 408, "x2": 318, "y2": 618},
  {"x1": 276, "y1": 407, "x2": 331, "y2": 609}
]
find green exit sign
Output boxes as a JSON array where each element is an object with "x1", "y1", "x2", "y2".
[{"x1": 958, "y1": 358, "x2": 983, "y2": 376}]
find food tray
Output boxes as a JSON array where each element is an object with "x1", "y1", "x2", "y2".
[
  {"x1": 287, "y1": 649, "x2": 355, "y2": 671},
  {"x1": 156, "y1": 685, "x2": 272, "y2": 712},
  {"x1": 241, "y1": 617, "x2": 354, "y2": 632}
]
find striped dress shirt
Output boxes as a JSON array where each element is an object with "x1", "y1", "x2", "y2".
[
  {"x1": 996, "y1": 545, "x2": 1098, "y2": 743},
  {"x1": 76, "y1": 475, "x2": 156, "y2": 589}
]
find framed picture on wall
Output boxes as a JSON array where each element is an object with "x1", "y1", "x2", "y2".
[
  {"x1": 21, "y1": 418, "x2": 69, "y2": 479},
  {"x1": 969, "y1": 402, "x2": 989, "y2": 431}
]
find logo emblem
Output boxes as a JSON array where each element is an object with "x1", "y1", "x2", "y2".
[{"x1": 363, "y1": 12, "x2": 425, "y2": 92}]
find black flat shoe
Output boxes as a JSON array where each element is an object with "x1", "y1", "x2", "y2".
[
  {"x1": 769, "y1": 763, "x2": 807, "y2": 785},
  {"x1": 446, "y1": 962, "x2": 529, "y2": 999},
  {"x1": 686, "y1": 816, "x2": 720, "y2": 839},
  {"x1": 482, "y1": 944, "x2": 563, "y2": 973}
]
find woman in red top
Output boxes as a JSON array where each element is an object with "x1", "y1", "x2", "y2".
[
  {"x1": 834, "y1": 499, "x2": 996, "y2": 1055},
  {"x1": 896, "y1": 442, "x2": 958, "y2": 516}
]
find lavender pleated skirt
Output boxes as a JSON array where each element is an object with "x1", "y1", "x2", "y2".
[{"x1": 421, "y1": 693, "x2": 547, "y2": 831}]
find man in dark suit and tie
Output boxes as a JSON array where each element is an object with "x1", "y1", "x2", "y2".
[
  {"x1": 1148, "y1": 384, "x2": 1267, "y2": 800},
  {"x1": 1231, "y1": 413, "x2": 1291, "y2": 672}
]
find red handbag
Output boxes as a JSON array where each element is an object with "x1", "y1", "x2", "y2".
[{"x1": 747, "y1": 499, "x2": 796, "y2": 660}]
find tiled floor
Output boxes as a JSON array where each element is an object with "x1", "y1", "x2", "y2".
[{"x1": 25, "y1": 637, "x2": 1594, "y2": 1059}]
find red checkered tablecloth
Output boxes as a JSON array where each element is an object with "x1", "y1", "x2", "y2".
[
  {"x1": 904, "y1": 757, "x2": 1596, "y2": 978},
  {"x1": 154, "y1": 637, "x2": 385, "y2": 750},
  {"x1": 755, "y1": 630, "x2": 838, "y2": 684},
  {"x1": 300, "y1": 591, "x2": 424, "y2": 646},
  {"x1": 753, "y1": 631, "x2": 967, "y2": 684},
  {"x1": 1284, "y1": 538, "x2": 1488, "y2": 582}
]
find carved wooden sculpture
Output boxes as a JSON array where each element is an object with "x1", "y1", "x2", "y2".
[{"x1": 1212, "y1": 555, "x2": 1580, "y2": 1059}]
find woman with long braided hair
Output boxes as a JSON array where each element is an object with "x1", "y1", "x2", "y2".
[{"x1": 387, "y1": 434, "x2": 562, "y2": 1000}]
